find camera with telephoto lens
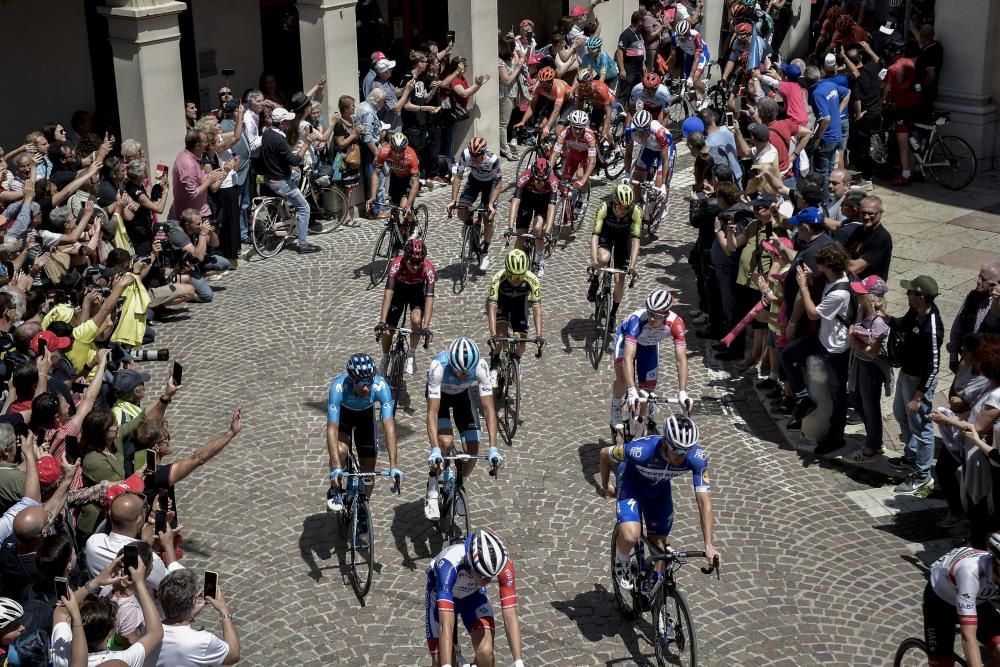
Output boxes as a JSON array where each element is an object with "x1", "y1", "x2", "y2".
[{"x1": 129, "y1": 347, "x2": 169, "y2": 362}]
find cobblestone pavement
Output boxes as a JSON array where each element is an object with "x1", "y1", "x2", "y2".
[{"x1": 143, "y1": 155, "x2": 937, "y2": 666}]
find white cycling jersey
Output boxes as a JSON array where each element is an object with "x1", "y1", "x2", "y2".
[
  {"x1": 453, "y1": 149, "x2": 503, "y2": 182},
  {"x1": 930, "y1": 547, "x2": 1000, "y2": 624}
]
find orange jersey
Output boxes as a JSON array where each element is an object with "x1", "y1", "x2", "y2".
[
  {"x1": 534, "y1": 79, "x2": 574, "y2": 107},
  {"x1": 579, "y1": 81, "x2": 615, "y2": 109},
  {"x1": 375, "y1": 144, "x2": 420, "y2": 178}
]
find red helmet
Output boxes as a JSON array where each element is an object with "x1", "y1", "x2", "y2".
[
  {"x1": 642, "y1": 71, "x2": 662, "y2": 90},
  {"x1": 733, "y1": 21, "x2": 753, "y2": 36},
  {"x1": 404, "y1": 238, "x2": 426, "y2": 261},
  {"x1": 468, "y1": 136, "x2": 487, "y2": 155},
  {"x1": 537, "y1": 66, "x2": 556, "y2": 82},
  {"x1": 530, "y1": 157, "x2": 551, "y2": 180}
]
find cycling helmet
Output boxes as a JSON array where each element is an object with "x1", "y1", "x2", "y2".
[
  {"x1": 568, "y1": 109, "x2": 590, "y2": 129},
  {"x1": 404, "y1": 238, "x2": 426, "y2": 261},
  {"x1": 468, "y1": 136, "x2": 487, "y2": 155},
  {"x1": 577, "y1": 67, "x2": 596, "y2": 84},
  {"x1": 530, "y1": 156, "x2": 551, "y2": 180},
  {"x1": 586, "y1": 36, "x2": 603, "y2": 50},
  {"x1": 388, "y1": 132, "x2": 408, "y2": 151},
  {"x1": 537, "y1": 66, "x2": 556, "y2": 82},
  {"x1": 645, "y1": 288, "x2": 674, "y2": 315},
  {"x1": 733, "y1": 21, "x2": 753, "y2": 36},
  {"x1": 448, "y1": 337, "x2": 480, "y2": 373},
  {"x1": 989, "y1": 532, "x2": 1000, "y2": 559},
  {"x1": 346, "y1": 353, "x2": 376, "y2": 383},
  {"x1": 0, "y1": 597, "x2": 23, "y2": 627},
  {"x1": 613, "y1": 183, "x2": 634, "y2": 207},
  {"x1": 642, "y1": 71, "x2": 662, "y2": 90},
  {"x1": 632, "y1": 109, "x2": 653, "y2": 131},
  {"x1": 661, "y1": 414, "x2": 700, "y2": 452},
  {"x1": 465, "y1": 528, "x2": 509, "y2": 579},
  {"x1": 505, "y1": 249, "x2": 529, "y2": 276},
  {"x1": 675, "y1": 19, "x2": 691, "y2": 37}
]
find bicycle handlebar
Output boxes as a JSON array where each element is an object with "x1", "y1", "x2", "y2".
[
  {"x1": 489, "y1": 335, "x2": 545, "y2": 358},
  {"x1": 335, "y1": 470, "x2": 402, "y2": 494},
  {"x1": 442, "y1": 453, "x2": 500, "y2": 477},
  {"x1": 587, "y1": 265, "x2": 640, "y2": 287},
  {"x1": 647, "y1": 551, "x2": 721, "y2": 578},
  {"x1": 375, "y1": 324, "x2": 433, "y2": 348}
]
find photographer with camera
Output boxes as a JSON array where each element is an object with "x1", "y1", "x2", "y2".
[{"x1": 166, "y1": 209, "x2": 228, "y2": 303}]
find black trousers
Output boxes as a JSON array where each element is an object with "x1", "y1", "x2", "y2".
[
  {"x1": 849, "y1": 110, "x2": 882, "y2": 180},
  {"x1": 216, "y1": 186, "x2": 241, "y2": 261}
]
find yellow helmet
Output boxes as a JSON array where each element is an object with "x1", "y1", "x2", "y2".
[
  {"x1": 505, "y1": 249, "x2": 529, "y2": 275},
  {"x1": 613, "y1": 183, "x2": 634, "y2": 207}
]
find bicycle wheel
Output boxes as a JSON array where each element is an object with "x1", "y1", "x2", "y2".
[
  {"x1": 500, "y1": 357, "x2": 521, "y2": 445},
  {"x1": 869, "y1": 130, "x2": 891, "y2": 167},
  {"x1": 349, "y1": 496, "x2": 375, "y2": 600},
  {"x1": 456, "y1": 223, "x2": 474, "y2": 294},
  {"x1": 647, "y1": 194, "x2": 668, "y2": 238},
  {"x1": 610, "y1": 523, "x2": 642, "y2": 620},
  {"x1": 312, "y1": 186, "x2": 350, "y2": 233},
  {"x1": 250, "y1": 199, "x2": 286, "y2": 258},
  {"x1": 593, "y1": 284, "x2": 611, "y2": 369},
  {"x1": 452, "y1": 487, "x2": 471, "y2": 544},
  {"x1": 515, "y1": 146, "x2": 542, "y2": 187},
  {"x1": 653, "y1": 587, "x2": 697, "y2": 667},
  {"x1": 604, "y1": 117, "x2": 627, "y2": 180},
  {"x1": 667, "y1": 96, "x2": 690, "y2": 125},
  {"x1": 369, "y1": 224, "x2": 394, "y2": 286},
  {"x1": 413, "y1": 204, "x2": 430, "y2": 238},
  {"x1": 388, "y1": 345, "x2": 406, "y2": 403},
  {"x1": 924, "y1": 136, "x2": 977, "y2": 191}
]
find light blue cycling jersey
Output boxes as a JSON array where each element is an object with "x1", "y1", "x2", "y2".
[
  {"x1": 326, "y1": 372, "x2": 394, "y2": 422},
  {"x1": 426, "y1": 350, "x2": 492, "y2": 399}
]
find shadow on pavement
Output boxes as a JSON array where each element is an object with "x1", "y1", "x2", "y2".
[
  {"x1": 550, "y1": 584, "x2": 656, "y2": 666},
  {"x1": 298, "y1": 512, "x2": 348, "y2": 583},
  {"x1": 388, "y1": 499, "x2": 442, "y2": 571},
  {"x1": 578, "y1": 439, "x2": 611, "y2": 496},
  {"x1": 560, "y1": 317, "x2": 600, "y2": 363}
]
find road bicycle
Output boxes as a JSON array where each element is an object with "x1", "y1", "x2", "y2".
[
  {"x1": 369, "y1": 203, "x2": 430, "y2": 286},
  {"x1": 626, "y1": 176, "x2": 670, "y2": 240},
  {"x1": 503, "y1": 229, "x2": 545, "y2": 270},
  {"x1": 893, "y1": 636, "x2": 970, "y2": 666},
  {"x1": 666, "y1": 64, "x2": 716, "y2": 124},
  {"x1": 434, "y1": 453, "x2": 499, "y2": 545},
  {"x1": 375, "y1": 309, "x2": 431, "y2": 405},
  {"x1": 330, "y1": 452, "x2": 400, "y2": 601},
  {"x1": 610, "y1": 524, "x2": 720, "y2": 666},
  {"x1": 589, "y1": 266, "x2": 637, "y2": 369},
  {"x1": 513, "y1": 127, "x2": 560, "y2": 183},
  {"x1": 553, "y1": 175, "x2": 592, "y2": 242},
  {"x1": 489, "y1": 336, "x2": 544, "y2": 447},
  {"x1": 617, "y1": 391, "x2": 694, "y2": 445},
  {"x1": 452, "y1": 205, "x2": 491, "y2": 294},
  {"x1": 870, "y1": 111, "x2": 978, "y2": 190},
  {"x1": 593, "y1": 109, "x2": 627, "y2": 180},
  {"x1": 250, "y1": 167, "x2": 346, "y2": 259}
]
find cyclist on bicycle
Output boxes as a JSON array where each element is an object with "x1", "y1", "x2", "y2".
[
  {"x1": 368, "y1": 132, "x2": 420, "y2": 237},
  {"x1": 587, "y1": 184, "x2": 641, "y2": 324},
  {"x1": 628, "y1": 71, "x2": 671, "y2": 126},
  {"x1": 721, "y1": 21, "x2": 760, "y2": 84},
  {"x1": 326, "y1": 354, "x2": 403, "y2": 512},
  {"x1": 623, "y1": 109, "x2": 675, "y2": 228},
  {"x1": 447, "y1": 137, "x2": 503, "y2": 271},
  {"x1": 575, "y1": 68, "x2": 615, "y2": 141},
  {"x1": 425, "y1": 528, "x2": 525, "y2": 667},
  {"x1": 377, "y1": 238, "x2": 435, "y2": 375},
  {"x1": 551, "y1": 109, "x2": 598, "y2": 224},
  {"x1": 512, "y1": 66, "x2": 575, "y2": 141},
  {"x1": 487, "y1": 249, "x2": 544, "y2": 386},
  {"x1": 598, "y1": 414, "x2": 720, "y2": 589},
  {"x1": 665, "y1": 20, "x2": 710, "y2": 108},
  {"x1": 424, "y1": 337, "x2": 500, "y2": 521},
  {"x1": 611, "y1": 289, "x2": 691, "y2": 432},
  {"x1": 924, "y1": 536, "x2": 1000, "y2": 667},
  {"x1": 508, "y1": 157, "x2": 558, "y2": 275}
]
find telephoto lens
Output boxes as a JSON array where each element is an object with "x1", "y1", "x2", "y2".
[{"x1": 131, "y1": 348, "x2": 169, "y2": 362}]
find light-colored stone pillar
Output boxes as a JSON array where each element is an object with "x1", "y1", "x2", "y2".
[
  {"x1": 298, "y1": 0, "x2": 359, "y2": 118},
  {"x1": 701, "y1": 0, "x2": 726, "y2": 73},
  {"x1": 933, "y1": 0, "x2": 998, "y2": 166},
  {"x1": 99, "y1": 0, "x2": 187, "y2": 194},
  {"x1": 781, "y1": 0, "x2": 811, "y2": 58},
  {"x1": 448, "y1": 0, "x2": 500, "y2": 158},
  {"x1": 591, "y1": 0, "x2": 628, "y2": 51}
]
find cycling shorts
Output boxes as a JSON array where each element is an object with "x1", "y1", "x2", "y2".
[
  {"x1": 597, "y1": 232, "x2": 631, "y2": 269},
  {"x1": 892, "y1": 106, "x2": 920, "y2": 134},
  {"x1": 612, "y1": 338, "x2": 659, "y2": 390},
  {"x1": 516, "y1": 192, "x2": 550, "y2": 227},
  {"x1": 430, "y1": 389, "x2": 482, "y2": 442},
  {"x1": 388, "y1": 173, "x2": 414, "y2": 204},
  {"x1": 682, "y1": 47, "x2": 711, "y2": 78},
  {"x1": 495, "y1": 298, "x2": 531, "y2": 334},
  {"x1": 561, "y1": 152, "x2": 591, "y2": 181},
  {"x1": 923, "y1": 582, "x2": 1000, "y2": 665},
  {"x1": 616, "y1": 467, "x2": 675, "y2": 536},
  {"x1": 337, "y1": 406, "x2": 378, "y2": 459},
  {"x1": 635, "y1": 147, "x2": 664, "y2": 174},
  {"x1": 425, "y1": 578, "x2": 494, "y2": 654},
  {"x1": 459, "y1": 178, "x2": 496, "y2": 209},
  {"x1": 387, "y1": 283, "x2": 425, "y2": 327}
]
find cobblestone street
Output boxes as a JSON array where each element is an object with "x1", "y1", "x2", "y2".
[{"x1": 142, "y1": 159, "x2": 942, "y2": 666}]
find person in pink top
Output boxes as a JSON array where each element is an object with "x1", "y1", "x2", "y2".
[
  {"x1": 170, "y1": 130, "x2": 224, "y2": 218},
  {"x1": 776, "y1": 62, "x2": 808, "y2": 127}
]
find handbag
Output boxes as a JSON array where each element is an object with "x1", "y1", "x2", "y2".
[
  {"x1": 448, "y1": 103, "x2": 470, "y2": 124},
  {"x1": 345, "y1": 143, "x2": 361, "y2": 169}
]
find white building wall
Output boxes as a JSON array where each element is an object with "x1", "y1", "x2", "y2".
[{"x1": 189, "y1": 0, "x2": 264, "y2": 112}]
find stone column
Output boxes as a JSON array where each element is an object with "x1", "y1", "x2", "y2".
[
  {"x1": 99, "y1": 0, "x2": 187, "y2": 192},
  {"x1": 591, "y1": 0, "x2": 628, "y2": 51},
  {"x1": 447, "y1": 0, "x2": 500, "y2": 158},
  {"x1": 298, "y1": 0, "x2": 359, "y2": 118},
  {"x1": 933, "y1": 0, "x2": 997, "y2": 166},
  {"x1": 701, "y1": 0, "x2": 726, "y2": 67}
]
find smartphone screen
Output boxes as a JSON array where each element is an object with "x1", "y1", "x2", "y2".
[
  {"x1": 37, "y1": 337, "x2": 47, "y2": 356},
  {"x1": 157, "y1": 488, "x2": 169, "y2": 512},
  {"x1": 54, "y1": 576, "x2": 68, "y2": 599},
  {"x1": 123, "y1": 544, "x2": 139, "y2": 574},
  {"x1": 172, "y1": 361, "x2": 183, "y2": 386},
  {"x1": 204, "y1": 571, "x2": 218, "y2": 599},
  {"x1": 156, "y1": 163, "x2": 168, "y2": 179},
  {"x1": 725, "y1": 112, "x2": 734, "y2": 126},
  {"x1": 155, "y1": 510, "x2": 167, "y2": 535},
  {"x1": 447, "y1": 30, "x2": 456, "y2": 45}
]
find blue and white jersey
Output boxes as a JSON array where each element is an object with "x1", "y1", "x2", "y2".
[
  {"x1": 629, "y1": 83, "x2": 672, "y2": 115},
  {"x1": 610, "y1": 435, "x2": 711, "y2": 493},
  {"x1": 427, "y1": 543, "x2": 518, "y2": 610},
  {"x1": 616, "y1": 308, "x2": 688, "y2": 349},
  {"x1": 326, "y1": 372, "x2": 394, "y2": 422},
  {"x1": 426, "y1": 350, "x2": 493, "y2": 399}
]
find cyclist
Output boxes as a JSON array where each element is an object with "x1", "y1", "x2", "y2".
[
  {"x1": 610, "y1": 289, "x2": 691, "y2": 432},
  {"x1": 447, "y1": 136, "x2": 503, "y2": 271},
  {"x1": 377, "y1": 238, "x2": 435, "y2": 375},
  {"x1": 721, "y1": 21, "x2": 759, "y2": 84},
  {"x1": 924, "y1": 537, "x2": 1000, "y2": 667},
  {"x1": 424, "y1": 337, "x2": 500, "y2": 521},
  {"x1": 368, "y1": 132, "x2": 420, "y2": 238},
  {"x1": 425, "y1": 528, "x2": 525, "y2": 667},
  {"x1": 587, "y1": 184, "x2": 641, "y2": 324},
  {"x1": 487, "y1": 249, "x2": 544, "y2": 385},
  {"x1": 575, "y1": 68, "x2": 615, "y2": 141},
  {"x1": 628, "y1": 71, "x2": 671, "y2": 126},
  {"x1": 507, "y1": 157, "x2": 559, "y2": 275},
  {"x1": 551, "y1": 109, "x2": 598, "y2": 226},
  {"x1": 665, "y1": 20, "x2": 710, "y2": 109},
  {"x1": 598, "y1": 414, "x2": 721, "y2": 589},
  {"x1": 512, "y1": 66, "x2": 575, "y2": 141},
  {"x1": 326, "y1": 354, "x2": 403, "y2": 512},
  {"x1": 581, "y1": 36, "x2": 619, "y2": 93},
  {"x1": 623, "y1": 109, "x2": 675, "y2": 228}
]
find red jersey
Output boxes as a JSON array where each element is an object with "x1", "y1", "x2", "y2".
[
  {"x1": 552, "y1": 126, "x2": 597, "y2": 159},
  {"x1": 887, "y1": 58, "x2": 922, "y2": 110},
  {"x1": 579, "y1": 81, "x2": 615, "y2": 110},
  {"x1": 386, "y1": 256, "x2": 436, "y2": 297},
  {"x1": 375, "y1": 145, "x2": 420, "y2": 178},
  {"x1": 514, "y1": 170, "x2": 559, "y2": 204},
  {"x1": 534, "y1": 79, "x2": 573, "y2": 107}
]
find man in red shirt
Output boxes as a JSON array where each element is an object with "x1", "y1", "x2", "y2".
[
  {"x1": 882, "y1": 40, "x2": 923, "y2": 185},
  {"x1": 756, "y1": 97, "x2": 814, "y2": 185}
]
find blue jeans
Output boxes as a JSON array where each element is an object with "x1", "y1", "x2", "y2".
[
  {"x1": 812, "y1": 138, "x2": 837, "y2": 194},
  {"x1": 239, "y1": 176, "x2": 251, "y2": 242},
  {"x1": 361, "y1": 147, "x2": 386, "y2": 214},
  {"x1": 189, "y1": 254, "x2": 231, "y2": 302},
  {"x1": 265, "y1": 175, "x2": 310, "y2": 245},
  {"x1": 893, "y1": 371, "x2": 938, "y2": 476}
]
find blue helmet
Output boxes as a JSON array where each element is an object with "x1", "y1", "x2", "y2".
[
  {"x1": 345, "y1": 353, "x2": 376, "y2": 382},
  {"x1": 586, "y1": 36, "x2": 603, "y2": 50},
  {"x1": 681, "y1": 116, "x2": 706, "y2": 138},
  {"x1": 448, "y1": 337, "x2": 480, "y2": 373}
]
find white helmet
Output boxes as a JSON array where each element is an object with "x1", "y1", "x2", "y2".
[
  {"x1": 632, "y1": 109, "x2": 652, "y2": 131},
  {"x1": 645, "y1": 289, "x2": 673, "y2": 316},
  {"x1": 465, "y1": 528, "x2": 509, "y2": 579},
  {"x1": 0, "y1": 597, "x2": 23, "y2": 626},
  {"x1": 569, "y1": 109, "x2": 590, "y2": 129},
  {"x1": 675, "y1": 19, "x2": 691, "y2": 37},
  {"x1": 448, "y1": 337, "x2": 480, "y2": 374},
  {"x1": 662, "y1": 414, "x2": 700, "y2": 451}
]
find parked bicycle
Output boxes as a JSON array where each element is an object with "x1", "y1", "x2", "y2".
[
  {"x1": 489, "y1": 335, "x2": 544, "y2": 446},
  {"x1": 375, "y1": 312, "x2": 432, "y2": 405},
  {"x1": 870, "y1": 111, "x2": 978, "y2": 190},
  {"x1": 452, "y1": 205, "x2": 490, "y2": 294},
  {"x1": 433, "y1": 452, "x2": 500, "y2": 545},
  {"x1": 369, "y1": 203, "x2": 430, "y2": 286},
  {"x1": 609, "y1": 525, "x2": 720, "y2": 666},
  {"x1": 589, "y1": 266, "x2": 637, "y2": 369},
  {"x1": 250, "y1": 167, "x2": 345, "y2": 259}
]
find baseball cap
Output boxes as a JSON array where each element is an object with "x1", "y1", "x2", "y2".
[
  {"x1": 681, "y1": 116, "x2": 705, "y2": 138},
  {"x1": 786, "y1": 207, "x2": 824, "y2": 226},
  {"x1": 371, "y1": 51, "x2": 386, "y2": 63},
  {"x1": 747, "y1": 123, "x2": 770, "y2": 142},
  {"x1": 30, "y1": 331, "x2": 71, "y2": 356},
  {"x1": 36, "y1": 456, "x2": 61, "y2": 486},
  {"x1": 901, "y1": 275, "x2": 939, "y2": 297},
  {"x1": 823, "y1": 53, "x2": 838, "y2": 71},
  {"x1": 851, "y1": 275, "x2": 888, "y2": 296},
  {"x1": 750, "y1": 192, "x2": 777, "y2": 208},
  {"x1": 104, "y1": 473, "x2": 146, "y2": 508},
  {"x1": 271, "y1": 107, "x2": 295, "y2": 123},
  {"x1": 375, "y1": 59, "x2": 396, "y2": 73},
  {"x1": 113, "y1": 368, "x2": 151, "y2": 394},
  {"x1": 762, "y1": 237, "x2": 794, "y2": 255},
  {"x1": 780, "y1": 62, "x2": 801, "y2": 79},
  {"x1": 570, "y1": 4, "x2": 588, "y2": 16},
  {"x1": 527, "y1": 52, "x2": 544, "y2": 66}
]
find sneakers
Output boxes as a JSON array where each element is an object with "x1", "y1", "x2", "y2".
[
  {"x1": 888, "y1": 456, "x2": 916, "y2": 469},
  {"x1": 536, "y1": 264, "x2": 545, "y2": 278},
  {"x1": 755, "y1": 378, "x2": 779, "y2": 390},
  {"x1": 404, "y1": 351, "x2": 416, "y2": 375},
  {"x1": 614, "y1": 556, "x2": 636, "y2": 591},
  {"x1": 297, "y1": 243, "x2": 322, "y2": 254},
  {"x1": 851, "y1": 178, "x2": 875, "y2": 192},
  {"x1": 424, "y1": 487, "x2": 441, "y2": 520},
  {"x1": 895, "y1": 473, "x2": 932, "y2": 494},
  {"x1": 792, "y1": 396, "x2": 817, "y2": 419},
  {"x1": 326, "y1": 487, "x2": 343, "y2": 512},
  {"x1": 479, "y1": 254, "x2": 491, "y2": 271},
  {"x1": 846, "y1": 408, "x2": 863, "y2": 426},
  {"x1": 890, "y1": 174, "x2": 912, "y2": 186},
  {"x1": 785, "y1": 416, "x2": 803, "y2": 430}
]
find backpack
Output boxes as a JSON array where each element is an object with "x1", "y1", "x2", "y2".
[
  {"x1": 885, "y1": 317, "x2": 906, "y2": 368},
  {"x1": 827, "y1": 282, "x2": 857, "y2": 329}
]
